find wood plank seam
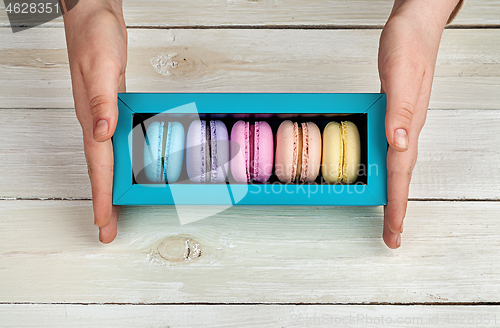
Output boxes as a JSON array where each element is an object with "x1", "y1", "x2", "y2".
[
  {"x1": 1, "y1": 198, "x2": 500, "y2": 201},
  {"x1": 1, "y1": 24, "x2": 500, "y2": 30},
  {"x1": 3, "y1": 302, "x2": 500, "y2": 305}
]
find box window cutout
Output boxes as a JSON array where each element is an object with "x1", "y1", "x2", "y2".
[{"x1": 131, "y1": 113, "x2": 368, "y2": 186}]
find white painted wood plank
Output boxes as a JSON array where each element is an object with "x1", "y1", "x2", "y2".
[
  {"x1": 0, "y1": 28, "x2": 499, "y2": 110},
  {"x1": 411, "y1": 110, "x2": 500, "y2": 200},
  {"x1": 1, "y1": 109, "x2": 499, "y2": 200},
  {"x1": 1, "y1": 304, "x2": 500, "y2": 327},
  {"x1": 0, "y1": 0, "x2": 497, "y2": 27},
  {"x1": 0, "y1": 109, "x2": 90, "y2": 199},
  {"x1": 1, "y1": 200, "x2": 500, "y2": 303}
]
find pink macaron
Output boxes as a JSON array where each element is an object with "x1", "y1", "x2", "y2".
[{"x1": 230, "y1": 120, "x2": 274, "y2": 183}]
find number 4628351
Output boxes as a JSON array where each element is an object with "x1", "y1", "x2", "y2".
[{"x1": 5, "y1": 2, "x2": 59, "y2": 14}]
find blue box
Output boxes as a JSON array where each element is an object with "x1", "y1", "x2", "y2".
[{"x1": 113, "y1": 92, "x2": 387, "y2": 206}]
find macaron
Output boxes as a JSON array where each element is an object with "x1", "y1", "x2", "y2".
[
  {"x1": 143, "y1": 121, "x2": 185, "y2": 183},
  {"x1": 186, "y1": 120, "x2": 229, "y2": 183},
  {"x1": 275, "y1": 120, "x2": 322, "y2": 183},
  {"x1": 230, "y1": 120, "x2": 274, "y2": 183},
  {"x1": 321, "y1": 121, "x2": 361, "y2": 184}
]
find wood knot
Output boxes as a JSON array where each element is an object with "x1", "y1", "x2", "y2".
[{"x1": 157, "y1": 237, "x2": 202, "y2": 262}]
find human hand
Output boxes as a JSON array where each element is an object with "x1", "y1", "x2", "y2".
[
  {"x1": 63, "y1": 0, "x2": 127, "y2": 243},
  {"x1": 378, "y1": 0, "x2": 461, "y2": 248}
]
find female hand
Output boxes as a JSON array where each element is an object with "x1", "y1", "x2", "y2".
[
  {"x1": 63, "y1": 0, "x2": 127, "y2": 243},
  {"x1": 378, "y1": 0, "x2": 461, "y2": 248}
]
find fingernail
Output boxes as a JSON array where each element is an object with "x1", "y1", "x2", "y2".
[
  {"x1": 396, "y1": 234, "x2": 401, "y2": 248},
  {"x1": 394, "y1": 128, "x2": 408, "y2": 150},
  {"x1": 400, "y1": 221, "x2": 404, "y2": 233},
  {"x1": 94, "y1": 119, "x2": 109, "y2": 139}
]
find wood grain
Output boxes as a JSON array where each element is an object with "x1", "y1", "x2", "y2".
[
  {"x1": 1, "y1": 200, "x2": 500, "y2": 303},
  {"x1": 0, "y1": 0, "x2": 498, "y2": 27},
  {"x1": 1, "y1": 109, "x2": 499, "y2": 200},
  {"x1": 0, "y1": 28, "x2": 499, "y2": 109},
  {"x1": 1, "y1": 304, "x2": 500, "y2": 327},
  {"x1": 1, "y1": 0, "x2": 499, "y2": 314},
  {"x1": 0, "y1": 109, "x2": 91, "y2": 199}
]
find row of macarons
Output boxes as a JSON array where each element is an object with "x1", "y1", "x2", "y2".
[{"x1": 143, "y1": 119, "x2": 361, "y2": 184}]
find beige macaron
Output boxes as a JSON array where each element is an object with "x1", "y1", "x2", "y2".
[
  {"x1": 321, "y1": 121, "x2": 361, "y2": 183},
  {"x1": 275, "y1": 120, "x2": 322, "y2": 183}
]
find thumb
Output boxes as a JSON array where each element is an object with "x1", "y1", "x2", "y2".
[
  {"x1": 382, "y1": 62, "x2": 424, "y2": 152},
  {"x1": 82, "y1": 62, "x2": 121, "y2": 142}
]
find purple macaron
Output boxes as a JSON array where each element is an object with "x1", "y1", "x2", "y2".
[{"x1": 186, "y1": 120, "x2": 229, "y2": 183}]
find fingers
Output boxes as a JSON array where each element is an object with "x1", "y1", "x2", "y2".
[
  {"x1": 81, "y1": 59, "x2": 122, "y2": 142},
  {"x1": 79, "y1": 66, "x2": 124, "y2": 236},
  {"x1": 99, "y1": 204, "x2": 119, "y2": 243},
  {"x1": 84, "y1": 136, "x2": 115, "y2": 228},
  {"x1": 381, "y1": 58, "x2": 425, "y2": 152},
  {"x1": 378, "y1": 9, "x2": 446, "y2": 249},
  {"x1": 71, "y1": 66, "x2": 125, "y2": 238},
  {"x1": 382, "y1": 74, "x2": 432, "y2": 249},
  {"x1": 379, "y1": 35, "x2": 428, "y2": 248},
  {"x1": 383, "y1": 142, "x2": 418, "y2": 248},
  {"x1": 86, "y1": 75, "x2": 125, "y2": 234},
  {"x1": 63, "y1": 4, "x2": 127, "y2": 245},
  {"x1": 383, "y1": 216, "x2": 401, "y2": 249}
]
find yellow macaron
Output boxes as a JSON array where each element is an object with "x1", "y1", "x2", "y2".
[{"x1": 321, "y1": 121, "x2": 361, "y2": 183}]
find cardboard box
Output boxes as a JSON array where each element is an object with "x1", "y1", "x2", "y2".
[{"x1": 113, "y1": 92, "x2": 387, "y2": 206}]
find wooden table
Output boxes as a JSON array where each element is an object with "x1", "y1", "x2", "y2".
[{"x1": 1, "y1": 1, "x2": 499, "y2": 326}]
